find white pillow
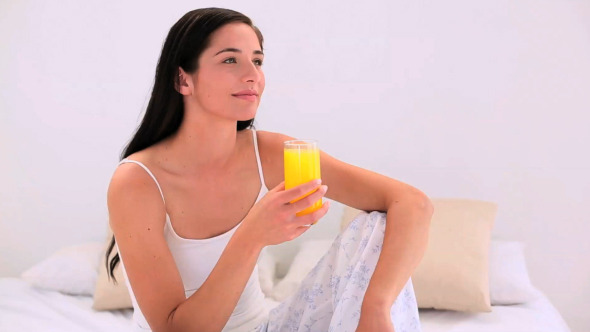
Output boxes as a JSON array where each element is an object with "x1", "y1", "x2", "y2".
[
  {"x1": 257, "y1": 247, "x2": 277, "y2": 297},
  {"x1": 21, "y1": 242, "x2": 103, "y2": 296},
  {"x1": 489, "y1": 240, "x2": 538, "y2": 305},
  {"x1": 270, "y1": 239, "x2": 333, "y2": 302}
]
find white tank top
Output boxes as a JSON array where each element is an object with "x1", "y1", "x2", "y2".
[{"x1": 118, "y1": 129, "x2": 270, "y2": 332}]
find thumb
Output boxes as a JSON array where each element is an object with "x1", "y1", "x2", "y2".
[{"x1": 270, "y1": 181, "x2": 286, "y2": 192}]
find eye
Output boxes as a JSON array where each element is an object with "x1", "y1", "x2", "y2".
[
  {"x1": 223, "y1": 57, "x2": 237, "y2": 64},
  {"x1": 253, "y1": 58, "x2": 264, "y2": 66}
]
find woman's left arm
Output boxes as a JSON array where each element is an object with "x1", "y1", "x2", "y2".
[{"x1": 320, "y1": 149, "x2": 434, "y2": 308}]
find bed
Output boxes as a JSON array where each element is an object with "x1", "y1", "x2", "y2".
[
  {"x1": 0, "y1": 200, "x2": 571, "y2": 332},
  {"x1": 418, "y1": 291, "x2": 571, "y2": 332},
  {"x1": 0, "y1": 276, "x2": 569, "y2": 332}
]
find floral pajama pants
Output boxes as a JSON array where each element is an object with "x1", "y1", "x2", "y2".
[{"x1": 255, "y1": 211, "x2": 422, "y2": 332}]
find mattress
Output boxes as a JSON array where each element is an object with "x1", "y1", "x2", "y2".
[{"x1": 0, "y1": 278, "x2": 570, "y2": 332}]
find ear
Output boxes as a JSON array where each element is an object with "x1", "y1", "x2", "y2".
[{"x1": 175, "y1": 67, "x2": 193, "y2": 95}]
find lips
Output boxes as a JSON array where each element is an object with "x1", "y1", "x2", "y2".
[
  {"x1": 232, "y1": 90, "x2": 258, "y2": 102},
  {"x1": 232, "y1": 90, "x2": 258, "y2": 97}
]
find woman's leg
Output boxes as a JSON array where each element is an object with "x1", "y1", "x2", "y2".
[{"x1": 264, "y1": 211, "x2": 422, "y2": 332}]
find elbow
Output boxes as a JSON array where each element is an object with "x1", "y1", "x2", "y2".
[
  {"x1": 408, "y1": 189, "x2": 434, "y2": 223},
  {"x1": 418, "y1": 193, "x2": 434, "y2": 217}
]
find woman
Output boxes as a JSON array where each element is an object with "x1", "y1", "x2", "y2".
[{"x1": 106, "y1": 7, "x2": 433, "y2": 332}]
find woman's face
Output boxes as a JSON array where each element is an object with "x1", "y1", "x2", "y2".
[{"x1": 189, "y1": 23, "x2": 265, "y2": 122}]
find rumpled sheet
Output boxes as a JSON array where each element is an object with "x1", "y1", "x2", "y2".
[{"x1": 0, "y1": 278, "x2": 133, "y2": 332}]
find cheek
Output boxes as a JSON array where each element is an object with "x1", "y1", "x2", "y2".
[
  {"x1": 259, "y1": 74, "x2": 266, "y2": 95},
  {"x1": 195, "y1": 75, "x2": 225, "y2": 101}
]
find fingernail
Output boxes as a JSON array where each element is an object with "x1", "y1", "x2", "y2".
[
  {"x1": 321, "y1": 185, "x2": 328, "y2": 192},
  {"x1": 314, "y1": 179, "x2": 322, "y2": 185}
]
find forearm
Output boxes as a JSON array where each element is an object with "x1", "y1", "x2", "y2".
[
  {"x1": 362, "y1": 200, "x2": 432, "y2": 308},
  {"x1": 169, "y1": 228, "x2": 263, "y2": 332}
]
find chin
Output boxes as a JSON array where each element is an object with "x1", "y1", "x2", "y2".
[{"x1": 234, "y1": 108, "x2": 258, "y2": 121}]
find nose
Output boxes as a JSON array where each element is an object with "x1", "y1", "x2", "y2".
[{"x1": 242, "y1": 61, "x2": 262, "y2": 83}]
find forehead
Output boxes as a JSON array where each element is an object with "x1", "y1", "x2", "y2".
[{"x1": 206, "y1": 22, "x2": 261, "y2": 52}]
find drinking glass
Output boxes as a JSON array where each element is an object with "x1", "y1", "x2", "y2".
[{"x1": 284, "y1": 140, "x2": 322, "y2": 216}]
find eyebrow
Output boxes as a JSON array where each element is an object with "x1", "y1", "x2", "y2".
[{"x1": 214, "y1": 48, "x2": 264, "y2": 56}]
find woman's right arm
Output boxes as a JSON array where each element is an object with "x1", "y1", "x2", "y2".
[{"x1": 108, "y1": 164, "x2": 328, "y2": 332}]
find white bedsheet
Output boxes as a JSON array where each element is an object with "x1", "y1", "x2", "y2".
[
  {"x1": 0, "y1": 278, "x2": 133, "y2": 332},
  {"x1": 0, "y1": 278, "x2": 570, "y2": 332},
  {"x1": 420, "y1": 289, "x2": 571, "y2": 332}
]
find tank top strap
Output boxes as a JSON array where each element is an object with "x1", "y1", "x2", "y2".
[
  {"x1": 118, "y1": 159, "x2": 166, "y2": 204},
  {"x1": 251, "y1": 129, "x2": 267, "y2": 189}
]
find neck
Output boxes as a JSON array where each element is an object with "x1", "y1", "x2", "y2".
[{"x1": 160, "y1": 112, "x2": 242, "y2": 174}]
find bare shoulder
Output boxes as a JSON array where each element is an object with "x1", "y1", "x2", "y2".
[
  {"x1": 107, "y1": 161, "x2": 166, "y2": 232},
  {"x1": 255, "y1": 130, "x2": 295, "y2": 149},
  {"x1": 254, "y1": 130, "x2": 295, "y2": 189}
]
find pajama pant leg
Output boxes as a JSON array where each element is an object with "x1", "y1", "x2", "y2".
[{"x1": 256, "y1": 211, "x2": 422, "y2": 332}]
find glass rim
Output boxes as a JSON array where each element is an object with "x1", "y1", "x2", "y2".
[{"x1": 284, "y1": 139, "x2": 318, "y2": 148}]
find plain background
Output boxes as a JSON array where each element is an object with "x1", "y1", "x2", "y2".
[{"x1": 1, "y1": 0, "x2": 588, "y2": 331}]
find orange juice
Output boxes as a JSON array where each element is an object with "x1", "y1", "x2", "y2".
[{"x1": 284, "y1": 140, "x2": 322, "y2": 216}]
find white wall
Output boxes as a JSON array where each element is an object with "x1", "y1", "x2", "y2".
[{"x1": 1, "y1": 0, "x2": 589, "y2": 331}]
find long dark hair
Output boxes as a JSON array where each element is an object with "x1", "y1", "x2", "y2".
[{"x1": 106, "y1": 8, "x2": 264, "y2": 282}]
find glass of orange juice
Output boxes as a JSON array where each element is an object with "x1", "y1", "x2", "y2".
[{"x1": 284, "y1": 139, "x2": 322, "y2": 217}]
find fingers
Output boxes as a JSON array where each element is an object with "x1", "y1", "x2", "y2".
[
  {"x1": 288, "y1": 185, "x2": 328, "y2": 213},
  {"x1": 295, "y1": 200, "x2": 330, "y2": 227},
  {"x1": 281, "y1": 179, "x2": 322, "y2": 202},
  {"x1": 291, "y1": 223, "x2": 313, "y2": 239}
]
